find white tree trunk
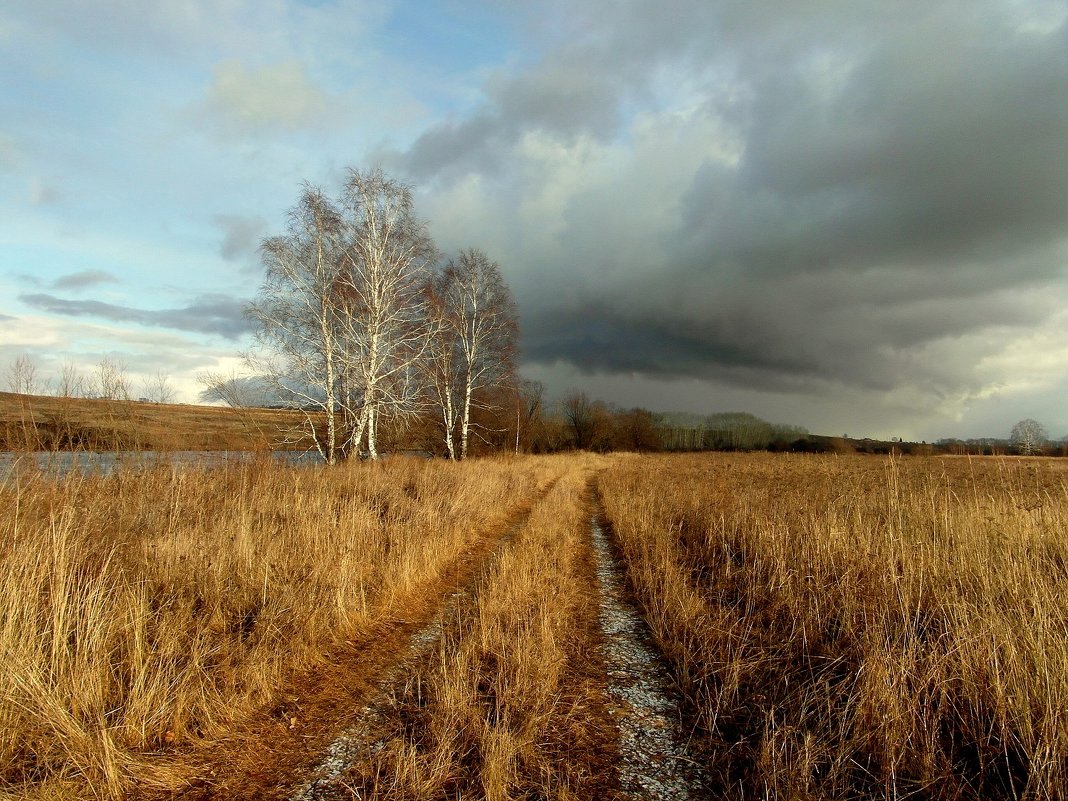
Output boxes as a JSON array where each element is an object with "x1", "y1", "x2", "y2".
[
  {"x1": 443, "y1": 390, "x2": 456, "y2": 460},
  {"x1": 322, "y1": 324, "x2": 337, "y2": 465},
  {"x1": 348, "y1": 403, "x2": 369, "y2": 458},
  {"x1": 460, "y1": 365, "x2": 473, "y2": 460},
  {"x1": 367, "y1": 403, "x2": 378, "y2": 460}
]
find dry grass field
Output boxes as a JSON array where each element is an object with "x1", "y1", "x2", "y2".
[
  {"x1": 0, "y1": 391, "x2": 305, "y2": 451},
  {"x1": 0, "y1": 455, "x2": 562, "y2": 799},
  {"x1": 2, "y1": 451, "x2": 1066, "y2": 800},
  {"x1": 338, "y1": 456, "x2": 618, "y2": 800},
  {"x1": 598, "y1": 453, "x2": 1068, "y2": 800}
]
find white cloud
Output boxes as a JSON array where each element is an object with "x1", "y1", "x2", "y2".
[
  {"x1": 0, "y1": 314, "x2": 251, "y2": 403},
  {"x1": 198, "y1": 59, "x2": 331, "y2": 137},
  {"x1": 973, "y1": 308, "x2": 1068, "y2": 398},
  {"x1": 1014, "y1": 0, "x2": 1068, "y2": 35}
]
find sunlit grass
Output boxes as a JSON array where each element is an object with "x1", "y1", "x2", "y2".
[
  {"x1": 0, "y1": 455, "x2": 557, "y2": 799},
  {"x1": 344, "y1": 455, "x2": 612, "y2": 800},
  {"x1": 0, "y1": 390, "x2": 305, "y2": 451},
  {"x1": 598, "y1": 452, "x2": 1068, "y2": 800}
]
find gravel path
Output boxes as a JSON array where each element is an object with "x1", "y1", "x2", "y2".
[{"x1": 591, "y1": 516, "x2": 713, "y2": 800}]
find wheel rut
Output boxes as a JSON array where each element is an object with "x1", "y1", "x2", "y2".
[
  {"x1": 154, "y1": 478, "x2": 557, "y2": 801},
  {"x1": 288, "y1": 487, "x2": 542, "y2": 801},
  {"x1": 590, "y1": 505, "x2": 714, "y2": 799}
]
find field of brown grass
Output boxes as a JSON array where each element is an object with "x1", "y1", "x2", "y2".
[
  {"x1": 0, "y1": 391, "x2": 305, "y2": 451},
  {"x1": 340, "y1": 456, "x2": 618, "y2": 800},
  {"x1": 0, "y1": 455, "x2": 561, "y2": 799},
  {"x1": 598, "y1": 452, "x2": 1068, "y2": 800},
  {"x1": 3, "y1": 451, "x2": 1066, "y2": 800}
]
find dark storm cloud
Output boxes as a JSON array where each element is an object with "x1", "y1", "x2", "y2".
[
  {"x1": 51, "y1": 270, "x2": 119, "y2": 291},
  {"x1": 687, "y1": 17, "x2": 1068, "y2": 278},
  {"x1": 19, "y1": 293, "x2": 252, "y2": 339},
  {"x1": 402, "y1": 51, "x2": 626, "y2": 181},
  {"x1": 402, "y1": 0, "x2": 1068, "y2": 398}
]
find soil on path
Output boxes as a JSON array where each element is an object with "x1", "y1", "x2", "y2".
[
  {"x1": 287, "y1": 490, "x2": 542, "y2": 801},
  {"x1": 142, "y1": 473, "x2": 717, "y2": 800},
  {"x1": 139, "y1": 483, "x2": 555, "y2": 801},
  {"x1": 308, "y1": 474, "x2": 622, "y2": 800}
]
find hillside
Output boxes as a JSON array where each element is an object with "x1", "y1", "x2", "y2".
[{"x1": 0, "y1": 392, "x2": 305, "y2": 451}]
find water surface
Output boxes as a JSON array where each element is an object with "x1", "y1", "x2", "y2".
[{"x1": 0, "y1": 449, "x2": 319, "y2": 480}]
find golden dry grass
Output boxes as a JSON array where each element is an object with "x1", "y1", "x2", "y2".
[
  {"x1": 9, "y1": 450, "x2": 1065, "y2": 800},
  {"x1": 598, "y1": 452, "x2": 1068, "y2": 800},
  {"x1": 0, "y1": 391, "x2": 306, "y2": 451},
  {"x1": 344, "y1": 454, "x2": 617, "y2": 800},
  {"x1": 0, "y1": 455, "x2": 560, "y2": 800}
]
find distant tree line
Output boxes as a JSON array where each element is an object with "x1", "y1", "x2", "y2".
[
  {"x1": 493, "y1": 391, "x2": 811, "y2": 455},
  {"x1": 656, "y1": 411, "x2": 809, "y2": 451},
  {"x1": 3, "y1": 353, "x2": 176, "y2": 403},
  {"x1": 938, "y1": 418, "x2": 1068, "y2": 456},
  {"x1": 13, "y1": 348, "x2": 1066, "y2": 459}
]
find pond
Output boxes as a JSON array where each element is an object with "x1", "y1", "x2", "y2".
[{"x1": 0, "y1": 450, "x2": 322, "y2": 480}]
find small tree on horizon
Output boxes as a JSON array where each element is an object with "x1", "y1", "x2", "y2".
[
  {"x1": 1010, "y1": 418, "x2": 1048, "y2": 455},
  {"x1": 141, "y1": 369, "x2": 176, "y2": 404},
  {"x1": 5, "y1": 354, "x2": 39, "y2": 395}
]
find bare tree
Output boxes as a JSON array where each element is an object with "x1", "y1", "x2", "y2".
[
  {"x1": 560, "y1": 391, "x2": 613, "y2": 451},
  {"x1": 516, "y1": 379, "x2": 544, "y2": 454},
  {"x1": 51, "y1": 360, "x2": 86, "y2": 398},
  {"x1": 197, "y1": 369, "x2": 264, "y2": 408},
  {"x1": 334, "y1": 167, "x2": 438, "y2": 460},
  {"x1": 424, "y1": 285, "x2": 461, "y2": 458},
  {"x1": 433, "y1": 248, "x2": 518, "y2": 460},
  {"x1": 94, "y1": 356, "x2": 131, "y2": 400},
  {"x1": 617, "y1": 407, "x2": 662, "y2": 452},
  {"x1": 1010, "y1": 418, "x2": 1048, "y2": 455},
  {"x1": 142, "y1": 369, "x2": 176, "y2": 404},
  {"x1": 246, "y1": 169, "x2": 438, "y2": 462},
  {"x1": 198, "y1": 369, "x2": 280, "y2": 449},
  {"x1": 246, "y1": 185, "x2": 347, "y2": 463},
  {"x1": 6, "y1": 354, "x2": 39, "y2": 395}
]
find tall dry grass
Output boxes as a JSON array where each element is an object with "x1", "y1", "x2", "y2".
[
  {"x1": 0, "y1": 455, "x2": 558, "y2": 800},
  {"x1": 347, "y1": 455, "x2": 614, "y2": 800},
  {"x1": 599, "y1": 453, "x2": 1068, "y2": 800}
]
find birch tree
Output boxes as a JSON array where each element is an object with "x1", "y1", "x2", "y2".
[
  {"x1": 1010, "y1": 418, "x2": 1048, "y2": 456},
  {"x1": 246, "y1": 185, "x2": 346, "y2": 463},
  {"x1": 424, "y1": 281, "x2": 461, "y2": 458},
  {"x1": 333, "y1": 168, "x2": 438, "y2": 460},
  {"x1": 435, "y1": 248, "x2": 518, "y2": 459}
]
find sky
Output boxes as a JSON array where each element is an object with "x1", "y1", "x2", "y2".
[{"x1": 1, "y1": 0, "x2": 1066, "y2": 441}]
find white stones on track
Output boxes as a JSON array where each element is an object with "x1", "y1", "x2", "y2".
[
  {"x1": 591, "y1": 517, "x2": 712, "y2": 800},
  {"x1": 289, "y1": 528, "x2": 522, "y2": 800}
]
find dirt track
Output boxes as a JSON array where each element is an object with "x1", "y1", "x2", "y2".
[
  {"x1": 140, "y1": 469, "x2": 712, "y2": 800},
  {"x1": 140, "y1": 478, "x2": 558, "y2": 801}
]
